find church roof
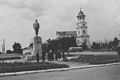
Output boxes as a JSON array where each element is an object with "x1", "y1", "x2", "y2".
[{"x1": 56, "y1": 31, "x2": 77, "y2": 37}]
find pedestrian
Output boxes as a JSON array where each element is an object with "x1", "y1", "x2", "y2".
[
  {"x1": 48, "y1": 50, "x2": 52, "y2": 61},
  {"x1": 49, "y1": 50, "x2": 54, "y2": 61},
  {"x1": 61, "y1": 50, "x2": 66, "y2": 61},
  {"x1": 36, "y1": 52, "x2": 39, "y2": 62},
  {"x1": 117, "y1": 45, "x2": 120, "y2": 57},
  {"x1": 51, "y1": 50, "x2": 54, "y2": 61},
  {"x1": 42, "y1": 50, "x2": 46, "y2": 62},
  {"x1": 57, "y1": 50, "x2": 61, "y2": 61},
  {"x1": 55, "y1": 51, "x2": 58, "y2": 61}
]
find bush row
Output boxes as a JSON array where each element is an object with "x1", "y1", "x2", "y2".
[{"x1": 0, "y1": 62, "x2": 69, "y2": 73}]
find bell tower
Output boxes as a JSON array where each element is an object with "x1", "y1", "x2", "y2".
[{"x1": 76, "y1": 9, "x2": 91, "y2": 48}]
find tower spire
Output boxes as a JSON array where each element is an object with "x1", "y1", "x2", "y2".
[{"x1": 77, "y1": 8, "x2": 85, "y2": 20}]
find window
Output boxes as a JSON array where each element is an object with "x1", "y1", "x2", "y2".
[
  {"x1": 83, "y1": 30, "x2": 86, "y2": 34},
  {"x1": 80, "y1": 17, "x2": 81, "y2": 19},
  {"x1": 78, "y1": 31, "x2": 80, "y2": 34},
  {"x1": 84, "y1": 39, "x2": 87, "y2": 43},
  {"x1": 82, "y1": 17, "x2": 84, "y2": 19}
]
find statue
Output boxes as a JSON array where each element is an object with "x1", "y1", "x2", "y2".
[
  {"x1": 25, "y1": 19, "x2": 42, "y2": 61},
  {"x1": 33, "y1": 19, "x2": 40, "y2": 36}
]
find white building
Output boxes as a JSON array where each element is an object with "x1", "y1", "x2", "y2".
[{"x1": 56, "y1": 9, "x2": 91, "y2": 48}]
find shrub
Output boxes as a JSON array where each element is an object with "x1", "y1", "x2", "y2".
[{"x1": 0, "y1": 62, "x2": 69, "y2": 73}]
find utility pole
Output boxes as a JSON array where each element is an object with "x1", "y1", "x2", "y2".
[{"x1": 2, "y1": 39, "x2": 5, "y2": 54}]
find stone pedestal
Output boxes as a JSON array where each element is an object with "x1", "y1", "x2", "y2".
[{"x1": 32, "y1": 36, "x2": 42, "y2": 56}]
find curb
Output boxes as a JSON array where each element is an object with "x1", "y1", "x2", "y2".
[{"x1": 0, "y1": 62, "x2": 120, "y2": 77}]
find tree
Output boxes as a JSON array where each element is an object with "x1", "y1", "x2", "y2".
[
  {"x1": 6, "y1": 50, "x2": 13, "y2": 54},
  {"x1": 29, "y1": 43, "x2": 33, "y2": 47},
  {"x1": 47, "y1": 39, "x2": 59, "y2": 52},
  {"x1": 13, "y1": 42, "x2": 22, "y2": 54},
  {"x1": 82, "y1": 42, "x2": 88, "y2": 50},
  {"x1": 113, "y1": 37, "x2": 119, "y2": 50},
  {"x1": 42, "y1": 43, "x2": 49, "y2": 53},
  {"x1": 46, "y1": 37, "x2": 77, "y2": 52},
  {"x1": 58, "y1": 37, "x2": 77, "y2": 51}
]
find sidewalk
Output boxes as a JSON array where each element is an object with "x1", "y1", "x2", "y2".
[
  {"x1": 47, "y1": 60, "x2": 88, "y2": 67},
  {"x1": 0, "y1": 60, "x2": 120, "y2": 77}
]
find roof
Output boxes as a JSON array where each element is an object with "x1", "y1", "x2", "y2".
[
  {"x1": 78, "y1": 9, "x2": 84, "y2": 16},
  {"x1": 56, "y1": 31, "x2": 77, "y2": 37}
]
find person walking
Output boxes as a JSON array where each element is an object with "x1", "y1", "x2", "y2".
[{"x1": 36, "y1": 52, "x2": 39, "y2": 62}]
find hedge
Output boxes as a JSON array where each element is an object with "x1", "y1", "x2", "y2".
[{"x1": 0, "y1": 62, "x2": 69, "y2": 73}]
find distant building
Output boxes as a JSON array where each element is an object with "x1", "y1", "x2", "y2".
[
  {"x1": 56, "y1": 9, "x2": 91, "y2": 48},
  {"x1": 56, "y1": 31, "x2": 77, "y2": 38}
]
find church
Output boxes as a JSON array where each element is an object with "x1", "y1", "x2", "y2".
[{"x1": 56, "y1": 9, "x2": 91, "y2": 48}]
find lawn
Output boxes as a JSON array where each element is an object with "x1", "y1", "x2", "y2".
[{"x1": 0, "y1": 62, "x2": 69, "y2": 73}]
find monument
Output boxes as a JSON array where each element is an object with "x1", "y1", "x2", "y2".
[{"x1": 32, "y1": 19, "x2": 42, "y2": 56}]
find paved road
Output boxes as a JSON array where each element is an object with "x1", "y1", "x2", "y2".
[{"x1": 1, "y1": 64, "x2": 120, "y2": 80}]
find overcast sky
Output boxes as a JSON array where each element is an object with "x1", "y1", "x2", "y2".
[{"x1": 0, "y1": 0, "x2": 120, "y2": 50}]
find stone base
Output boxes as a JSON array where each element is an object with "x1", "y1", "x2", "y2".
[
  {"x1": 32, "y1": 36, "x2": 42, "y2": 56},
  {"x1": 24, "y1": 55, "x2": 42, "y2": 61}
]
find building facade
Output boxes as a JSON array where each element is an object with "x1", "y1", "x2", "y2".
[
  {"x1": 56, "y1": 31, "x2": 76, "y2": 39},
  {"x1": 56, "y1": 9, "x2": 91, "y2": 48}
]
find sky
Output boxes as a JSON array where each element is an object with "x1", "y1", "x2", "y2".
[{"x1": 0, "y1": 0, "x2": 120, "y2": 50}]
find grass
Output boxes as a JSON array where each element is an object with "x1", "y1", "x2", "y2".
[
  {"x1": 68, "y1": 54, "x2": 120, "y2": 64},
  {"x1": 0, "y1": 62, "x2": 69, "y2": 73},
  {"x1": 90, "y1": 58, "x2": 120, "y2": 64}
]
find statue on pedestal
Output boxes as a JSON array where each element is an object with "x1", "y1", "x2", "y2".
[
  {"x1": 33, "y1": 19, "x2": 40, "y2": 36},
  {"x1": 32, "y1": 19, "x2": 42, "y2": 57},
  {"x1": 24, "y1": 19, "x2": 42, "y2": 61}
]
